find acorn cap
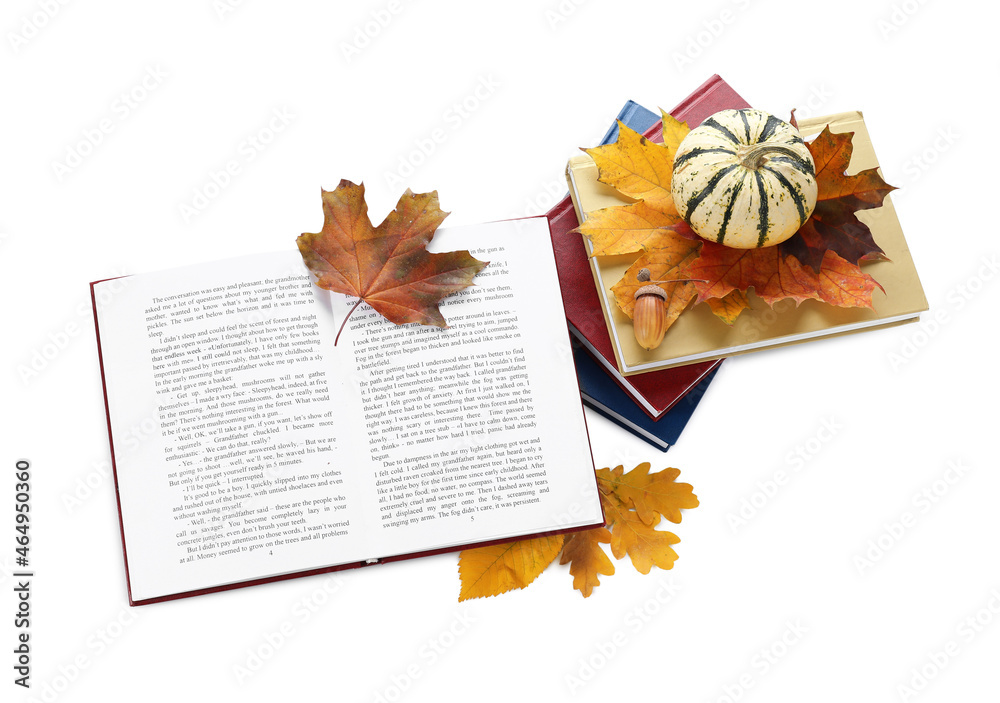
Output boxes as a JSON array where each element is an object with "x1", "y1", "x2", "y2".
[{"x1": 634, "y1": 284, "x2": 667, "y2": 301}]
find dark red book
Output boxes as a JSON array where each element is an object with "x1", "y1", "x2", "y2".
[{"x1": 549, "y1": 75, "x2": 750, "y2": 419}]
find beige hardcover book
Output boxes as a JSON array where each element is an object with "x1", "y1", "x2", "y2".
[{"x1": 566, "y1": 111, "x2": 929, "y2": 376}]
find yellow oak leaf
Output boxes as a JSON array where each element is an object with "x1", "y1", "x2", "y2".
[
  {"x1": 602, "y1": 492, "x2": 680, "y2": 575},
  {"x1": 559, "y1": 528, "x2": 615, "y2": 598},
  {"x1": 458, "y1": 535, "x2": 563, "y2": 601},
  {"x1": 576, "y1": 201, "x2": 682, "y2": 257},
  {"x1": 706, "y1": 290, "x2": 750, "y2": 325},
  {"x1": 597, "y1": 463, "x2": 699, "y2": 526}
]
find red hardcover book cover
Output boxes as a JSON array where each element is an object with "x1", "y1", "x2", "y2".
[{"x1": 548, "y1": 75, "x2": 750, "y2": 419}]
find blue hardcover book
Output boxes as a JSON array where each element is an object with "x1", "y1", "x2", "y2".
[
  {"x1": 599, "y1": 100, "x2": 660, "y2": 146},
  {"x1": 575, "y1": 343, "x2": 717, "y2": 451}
]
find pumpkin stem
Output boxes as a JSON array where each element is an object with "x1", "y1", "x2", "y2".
[{"x1": 737, "y1": 143, "x2": 802, "y2": 171}]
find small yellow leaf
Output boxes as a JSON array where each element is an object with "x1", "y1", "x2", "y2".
[
  {"x1": 458, "y1": 535, "x2": 564, "y2": 601},
  {"x1": 584, "y1": 122, "x2": 678, "y2": 212},
  {"x1": 597, "y1": 463, "x2": 699, "y2": 526},
  {"x1": 658, "y1": 110, "x2": 691, "y2": 163},
  {"x1": 706, "y1": 290, "x2": 750, "y2": 325},
  {"x1": 602, "y1": 493, "x2": 680, "y2": 575},
  {"x1": 560, "y1": 528, "x2": 615, "y2": 598},
  {"x1": 576, "y1": 201, "x2": 682, "y2": 257}
]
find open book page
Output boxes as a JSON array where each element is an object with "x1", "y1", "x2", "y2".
[{"x1": 94, "y1": 217, "x2": 602, "y2": 603}]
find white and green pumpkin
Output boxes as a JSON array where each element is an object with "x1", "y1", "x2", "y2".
[{"x1": 670, "y1": 108, "x2": 817, "y2": 249}]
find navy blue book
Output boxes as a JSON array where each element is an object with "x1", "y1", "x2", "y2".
[
  {"x1": 575, "y1": 343, "x2": 717, "y2": 451},
  {"x1": 599, "y1": 100, "x2": 661, "y2": 145}
]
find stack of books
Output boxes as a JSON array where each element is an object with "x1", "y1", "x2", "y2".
[{"x1": 555, "y1": 75, "x2": 927, "y2": 450}]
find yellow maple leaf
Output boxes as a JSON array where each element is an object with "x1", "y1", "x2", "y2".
[
  {"x1": 583, "y1": 119, "x2": 687, "y2": 213},
  {"x1": 458, "y1": 535, "x2": 563, "y2": 602},
  {"x1": 577, "y1": 201, "x2": 683, "y2": 257},
  {"x1": 597, "y1": 463, "x2": 699, "y2": 525},
  {"x1": 559, "y1": 528, "x2": 615, "y2": 598}
]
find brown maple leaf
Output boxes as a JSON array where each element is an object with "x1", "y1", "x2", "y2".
[
  {"x1": 296, "y1": 180, "x2": 488, "y2": 343},
  {"x1": 778, "y1": 126, "x2": 896, "y2": 272},
  {"x1": 683, "y1": 239, "x2": 884, "y2": 309}
]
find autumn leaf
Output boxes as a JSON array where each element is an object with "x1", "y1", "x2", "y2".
[
  {"x1": 810, "y1": 126, "x2": 896, "y2": 210},
  {"x1": 682, "y1": 239, "x2": 883, "y2": 309},
  {"x1": 458, "y1": 535, "x2": 564, "y2": 602},
  {"x1": 577, "y1": 201, "x2": 682, "y2": 257},
  {"x1": 610, "y1": 224, "x2": 701, "y2": 321},
  {"x1": 778, "y1": 127, "x2": 896, "y2": 272},
  {"x1": 296, "y1": 180, "x2": 488, "y2": 343},
  {"x1": 583, "y1": 116, "x2": 690, "y2": 213},
  {"x1": 602, "y1": 492, "x2": 680, "y2": 575},
  {"x1": 456, "y1": 464, "x2": 698, "y2": 600},
  {"x1": 596, "y1": 463, "x2": 699, "y2": 525},
  {"x1": 706, "y1": 290, "x2": 750, "y2": 325},
  {"x1": 560, "y1": 528, "x2": 615, "y2": 598}
]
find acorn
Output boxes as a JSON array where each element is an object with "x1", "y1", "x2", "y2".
[{"x1": 632, "y1": 269, "x2": 668, "y2": 351}]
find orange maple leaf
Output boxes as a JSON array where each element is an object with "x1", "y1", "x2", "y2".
[
  {"x1": 296, "y1": 180, "x2": 488, "y2": 343},
  {"x1": 683, "y1": 239, "x2": 884, "y2": 309}
]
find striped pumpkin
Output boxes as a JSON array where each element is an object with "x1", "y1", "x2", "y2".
[{"x1": 670, "y1": 109, "x2": 817, "y2": 249}]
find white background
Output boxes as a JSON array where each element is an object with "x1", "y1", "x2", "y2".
[{"x1": 2, "y1": 0, "x2": 997, "y2": 701}]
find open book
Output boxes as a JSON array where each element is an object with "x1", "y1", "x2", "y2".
[{"x1": 92, "y1": 217, "x2": 604, "y2": 605}]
